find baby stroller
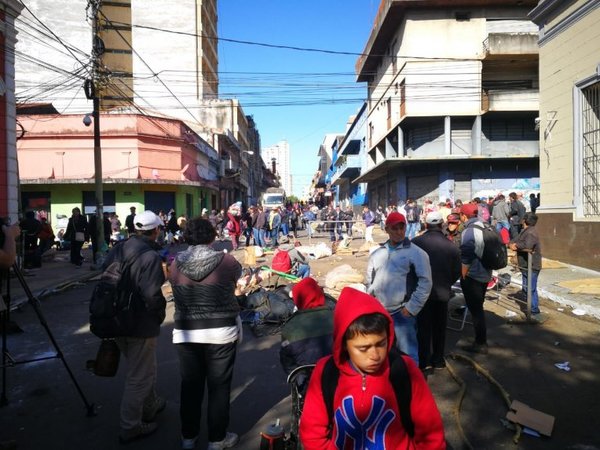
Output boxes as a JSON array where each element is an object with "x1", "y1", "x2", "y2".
[{"x1": 285, "y1": 364, "x2": 315, "y2": 450}]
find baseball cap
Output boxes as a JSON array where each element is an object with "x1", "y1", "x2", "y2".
[
  {"x1": 134, "y1": 210, "x2": 163, "y2": 230},
  {"x1": 447, "y1": 213, "x2": 460, "y2": 224},
  {"x1": 385, "y1": 211, "x2": 406, "y2": 227},
  {"x1": 426, "y1": 211, "x2": 443, "y2": 225},
  {"x1": 460, "y1": 203, "x2": 479, "y2": 218}
]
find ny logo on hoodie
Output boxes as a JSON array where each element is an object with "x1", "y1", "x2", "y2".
[{"x1": 335, "y1": 395, "x2": 395, "y2": 449}]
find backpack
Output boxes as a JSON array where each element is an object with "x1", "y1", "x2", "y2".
[
  {"x1": 271, "y1": 249, "x2": 292, "y2": 273},
  {"x1": 374, "y1": 210, "x2": 382, "y2": 223},
  {"x1": 321, "y1": 348, "x2": 414, "y2": 439},
  {"x1": 89, "y1": 245, "x2": 149, "y2": 338},
  {"x1": 470, "y1": 223, "x2": 508, "y2": 270},
  {"x1": 406, "y1": 207, "x2": 417, "y2": 223}
]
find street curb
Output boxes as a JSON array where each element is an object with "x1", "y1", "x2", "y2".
[{"x1": 11, "y1": 269, "x2": 101, "y2": 310}]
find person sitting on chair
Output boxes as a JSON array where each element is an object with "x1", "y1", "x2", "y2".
[{"x1": 280, "y1": 277, "x2": 333, "y2": 381}]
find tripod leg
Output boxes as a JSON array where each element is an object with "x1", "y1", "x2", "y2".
[{"x1": 11, "y1": 263, "x2": 96, "y2": 416}]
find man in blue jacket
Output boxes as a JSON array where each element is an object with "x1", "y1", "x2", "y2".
[{"x1": 366, "y1": 212, "x2": 432, "y2": 364}]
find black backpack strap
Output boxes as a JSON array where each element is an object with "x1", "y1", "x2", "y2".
[
  {"x1": 320, "y1": 356, "x2": 338, "y2": 439},
  {"x1": 389, "y1": 349, "x2": 415, "y2": 438}
]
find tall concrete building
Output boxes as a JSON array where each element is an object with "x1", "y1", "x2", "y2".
[
  {"x1": 262, "y1": 140, "x2": 291, "y2": 195},
  {"x1": 14, "y1": 0, "x2": 219, "y2": 120}
]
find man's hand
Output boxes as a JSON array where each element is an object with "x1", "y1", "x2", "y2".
[
  {"x1": 2, "y1": 224, "x2": 21, "y2": 240},
  {"x1": 461, "y1": 264, "x2": 469, "y2": 279},
  {"x1": 401, "y1": 306, "x2": 412, "y2": 318}
]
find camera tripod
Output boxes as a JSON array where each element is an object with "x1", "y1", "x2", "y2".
[{"x1": 1, "y1": 263, "x2": 95, "y2": 416}]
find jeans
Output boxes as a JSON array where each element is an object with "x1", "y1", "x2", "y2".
[
  {"x1": 521, "y1": 269, "x2": 540, "y2": 314},
  {"x1": 460, "y1": 276, "x2": 488, "y2": 345},
  {"x1": 270, "y1": 226, "x2": 280, "y2": 246},
  {"x1": 253, "y1": 228, "x2": 264, "y2": 247},
  {"x1": 391, "y1": 311, "x2": 419, "y2": 365},
  {"x1": 176, "y1": 342, "x2": 237, "y2": 442},
  {"x1": 406, "y1": 222, "x2": 420, "y2": 240},
  {"x1": 281, "y1": 223, "x2": 289, "y2": 237},
  {"x1": 115, "y1": 336, "x2": 159, "y2": 430},
  {"x1": 294, "y1": 263, "x2": 310, "y2": 279}
]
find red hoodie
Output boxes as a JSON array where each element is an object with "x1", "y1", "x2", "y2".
[
  {"x1": 292, "y1": 277, "x2": 325, "y2": 310},
  {"x1": 299, "y1": 287, "x2": 446, "y2": 450}
]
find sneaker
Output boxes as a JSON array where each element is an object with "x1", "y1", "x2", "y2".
[
  {"x1": 181, "y1": 435, "x2": 198, "y2": 450},
  {"x1": 462, "y1": 342, "x2": 489, "y2": 355},
  {"x1": 207, "y1": 432, "x2": 239, "y2": 450},
  {"x1": 432, "y1": 360, "x2": 447, "y2": 370},
  {"x1": 142, "y1": 397, "x2": 166, "y2": 422},
  {"x1": 119, "y1": 422, "x2": 158, "y2": 444}
]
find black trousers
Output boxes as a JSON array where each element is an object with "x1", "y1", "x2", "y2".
[
  {"x1": 460, "y1": 276, "x2": 488, "y2": 345},
  {"x1": 70, "y1": 240, "x2": 84, "y2": 264},
  {"x1": 417, "y1": 299, "x2": 448, "y2": 368},
  {"x1": 176, "y1": 341, "x2": 237, "y2": 442}
]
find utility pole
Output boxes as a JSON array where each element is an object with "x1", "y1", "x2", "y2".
[{"x1": 87, "y1": 0, "x2": 106, "y2": 265}]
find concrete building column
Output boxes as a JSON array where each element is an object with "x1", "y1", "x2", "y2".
[
  {"x1": 472, "y1": 115, "x2": 482, "y2": 156},
  {"x1": 444, "y1": 116, "x2": 451, "y2": 155},
  {"x1": 397, "y1": 126, "x2": 404, "y2": 157}
]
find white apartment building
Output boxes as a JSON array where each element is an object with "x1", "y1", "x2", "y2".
[
  {"x1": 354, "y1": 0, "x2": 540, "y2": 207},
  {"x1": 15, "y1": 0, "x2": 218, "y2": 122},
  {"x1": 262, "y1": 140, "x2": 291, "y2": 195}
]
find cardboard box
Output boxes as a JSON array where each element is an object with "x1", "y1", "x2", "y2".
[{"x1": 506, "y1": 400, "x2": 555, "y2": 436}]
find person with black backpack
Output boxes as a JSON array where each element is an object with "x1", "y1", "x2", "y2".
[
  {"x1": 459, "y1": 203, "x2": 493, "y2": 354},
  {"x1": 299, "y1": 287, "x2": 445, "y2": 450}
]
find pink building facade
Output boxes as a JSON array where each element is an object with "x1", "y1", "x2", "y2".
[{"x1": 17, "y1": 113, "x2": 220, "y2": 230}]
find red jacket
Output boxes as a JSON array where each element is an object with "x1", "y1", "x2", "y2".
[{"x1": 299, "y1": 288, "x2": 445, "y2": 450}]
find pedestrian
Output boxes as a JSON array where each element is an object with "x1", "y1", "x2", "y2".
[
  {"x1": 288, "y1": 245, "x2": 311, "y2": 279},
  {"x1": 343, "y1": 205, "x2": 354, "y2": 237},
  {"x1": 102, "y1": 210, "x2": 167, "y2": 444},
  {"x1": 253, "y1": 205, "x2": 267, "y2": 247},
  {"x1": 299, "y1": 287, "x2": 445, "y2": 449},
  {"x1": 280, "y1": 277, "x2": 333, "y2": 377},
  {"x1": 125, "y1": 206, "x2": 136, "y2": 237},
  {"x1": 226, "y1": 203, "x2": 242, "y2": 250},
  {"x1": 366, "y1": 211, "x2": 432, "y2": 364},
  {"x1": 509, "y1": 212, "x2": 543, "y2": 319},
  {"x1": 508, "y1": 192, "x2": 526, "y2": 239},
  {"x1": 362, "y1": 205, "x2": 376, "y2": 244},
  {"x1": 168, "y1": 217, "x2": 242, "y2": 450},
  {"x1": 19, "y1": 211, "x2": 42, "y2": 269},
  {"x1": 459, "y1": 203, "x2": 492, "y2": 354},
  {"x1": 404, "y1": 199, "x2": 421, "y2": 240},
  {"x1": 268, "y1": 207, "x2": 281, "y2": 247},
  {"x1": 64, "y1": 207, "x2": 89, "y2": 266},
  {"x1": 443, "y1": 213, "x2": 462, "y2": 246},
  {"x1": 412, "y1": 212, "x2": 461, "y2": 373},
  {"x1": 38, "y1": 217, "x2": 55, "y2": 255}
]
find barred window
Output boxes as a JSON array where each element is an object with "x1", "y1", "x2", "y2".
[{"x1": 581, "y1": 81, "x2": 600, "y2": 217}]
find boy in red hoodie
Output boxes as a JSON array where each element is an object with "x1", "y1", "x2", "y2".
[{"x1": 299, "y1": 287, "x2": 445, "y2": 449}]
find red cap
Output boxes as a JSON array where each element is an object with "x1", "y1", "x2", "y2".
[
  {"x1": 385, "y1": 212, "x2": 406, "y2": 227},
  {"x1": 447, "y1": 213, "x2": 460, "y2": 223},
  {"x1": 460, "y1": 203, "x2": 478, "y2": 218}
]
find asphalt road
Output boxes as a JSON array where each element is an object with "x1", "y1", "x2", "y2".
[{"x1": 1, "y1": 247, "x2": 600, "y2": 450}]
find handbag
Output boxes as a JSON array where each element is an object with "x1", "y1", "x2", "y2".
[
  {"x1": 93, "y1": 338, "x2": 121, "y2": 377},
  {"x1": 75, "y1": 231, "x2": 85, "y2": 242}
]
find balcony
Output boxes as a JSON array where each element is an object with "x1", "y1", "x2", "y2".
[
  {"x1": 331, "y1": 155, "x2": 361, "y2": 185},
  {"x1": 482, "y1": 33, "x2": 538, "y2": 59},
  {"x1": 481, "y1": 89, "x2": 539, "y2": 113}
]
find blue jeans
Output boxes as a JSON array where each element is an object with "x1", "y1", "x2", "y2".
[
  {"x1": 406, "y1": 222, "x2": 420, "y2": 240},
  {"x1": 270, "y1": 226, "x2": 280, "y2": 246},
  {"x1": 391, "y1": 311, "x2": 419, "y2": 365},
  {"x1": 521, "y1": 269, "x2": 540, "y2": 314},
  {"x1": 294, "y1": 263, "x2": 310, "y2": 279},
  {"x1": 253, "y1": 228, "x2": 264, "y2": 247}
]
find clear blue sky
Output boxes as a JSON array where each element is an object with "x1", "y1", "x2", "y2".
[{"x1": 218, "y1": 1, "x2": 379, "y2": 196}]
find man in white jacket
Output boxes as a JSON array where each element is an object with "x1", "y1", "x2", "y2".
[{"x1": 366, "y1": 212, "x2": 432, "y2": 365}]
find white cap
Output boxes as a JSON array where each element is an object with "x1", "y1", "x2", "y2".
[
  {"x1": 134, "y1": 210, "x2": 162, "y2": 230},
  {"x1": 426, "y1": 211, "x2": 444, "y2": 225}
]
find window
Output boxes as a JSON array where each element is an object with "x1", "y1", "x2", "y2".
[{"x1": 580, "y1": 81, "x2": 600, "y2": 217}]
